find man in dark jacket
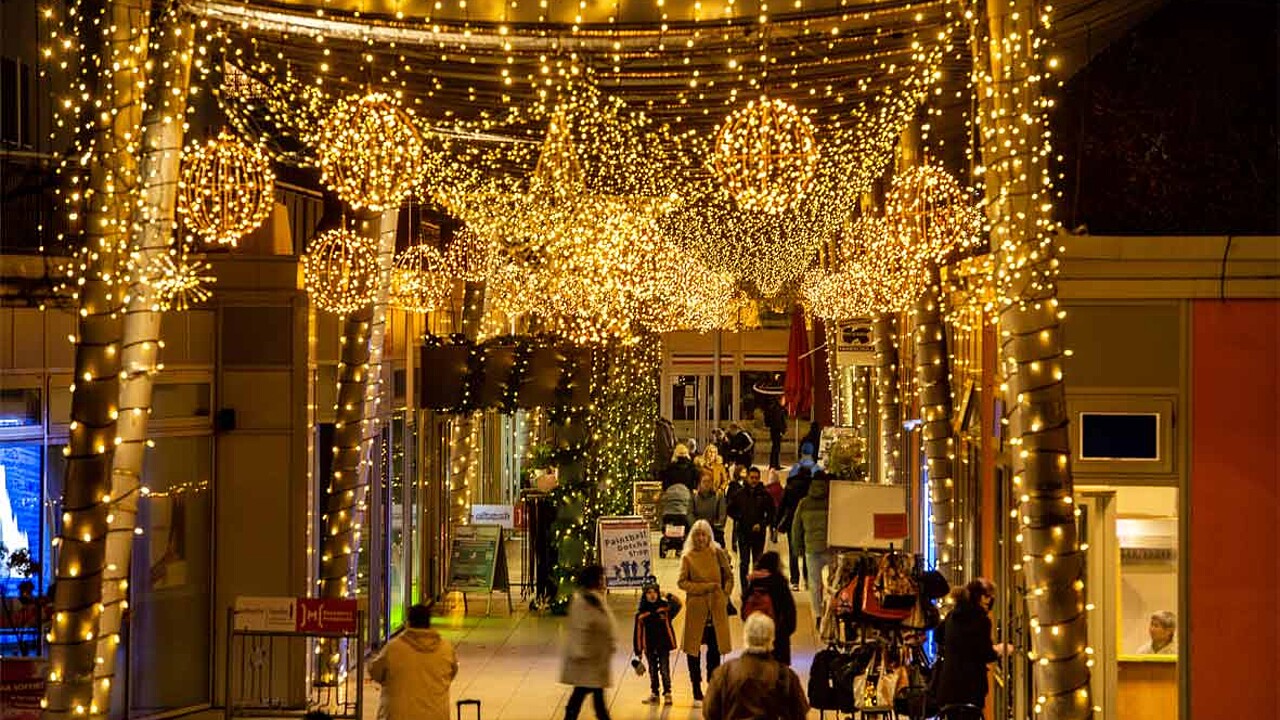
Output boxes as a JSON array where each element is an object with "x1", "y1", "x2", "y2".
[
  {"x1": 726, "y1": 423, "x2": 755, "y2": 470},
  {"x1": 775, "y1": 464, "x2": 813, "y2": 590},
  {"x1": 703, "y1": 614, "x2": 808, "y2": 720},
  {"x1": 764, "y1": 401, "x2": 788, "y2": 469},
  {"x1": 727, "y1": 467, "x2": 774, "y2": 593}
]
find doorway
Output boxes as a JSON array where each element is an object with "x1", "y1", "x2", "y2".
[{"x1": 666, "y1": 374, "x2": 733, "y2": 451}]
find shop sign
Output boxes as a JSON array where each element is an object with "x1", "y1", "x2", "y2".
[
  {"x1": 0, "y1": 658, "x2": 44, "y2": 720},
  {"x1": 296, "y1": 598, "x2": 359, "y2": 635},
  {"x1": 598, "y1": 516, "x2": 653, "y2": 589},
  {"x1": 873, "y1": 513, "x2": 910, "y2": 540},
  {"x1": 233, "y1": 596, "x2": 297, "y2": 632},
  {"x1": 835, "y1": 319, "x2": 876, "y2": 367},
  {"x1": 447, "y1": 524, "x2": 508, "y2": 594},
  {"x1": 471, "y1": 504, "x2": 514, "y2": 529}
]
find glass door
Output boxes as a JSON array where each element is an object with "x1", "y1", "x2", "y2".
[{"x1": 668, "y1": 375, "x2": 733, "y2": 452}]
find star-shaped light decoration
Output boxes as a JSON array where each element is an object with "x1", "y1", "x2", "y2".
[{"x1": 149, "y1": 244, "x2": 216, "y2": 312}]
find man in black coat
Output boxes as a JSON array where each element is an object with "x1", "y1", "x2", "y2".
[
  {"x1": 764, "y1": 401, "x2": 788, "y2": 470},
  {"x1": 728, "y1": 467, "x2": 774, "y2": 592},
  {"x1": 775, "y1": 465, "x2": 813, "y2": 590},
  {"x1": 726, "y1": 423, "x2": 755, "y2": 471}
]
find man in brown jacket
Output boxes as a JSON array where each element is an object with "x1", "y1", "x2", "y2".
[{"x1": 702, "y1": 613, "x2": 809, "y2": 720}]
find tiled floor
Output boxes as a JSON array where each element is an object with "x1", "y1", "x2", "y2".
[{"x1": 362, "y1": 534, "x2": 830, "y2": 719}]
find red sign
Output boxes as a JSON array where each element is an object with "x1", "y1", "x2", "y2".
[
  {"x1": 296, "y1": 598, "x2": 359, "y2": 635},
  {"x1": 873, "y1": 513, "x2": 910, "y2": 540},
  {"x1": 0, "y1": 659, "x2": 44, "y2": 720}
]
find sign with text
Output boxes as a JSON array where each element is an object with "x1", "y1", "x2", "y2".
[
  {"x1": 0, "y1": 659, "x2": 44, "y2": 720},
  {"x1": 472, "y1": 504, "x2": 515, "y2": 529},
  {"x1": 873, "y1": 513, "x2": 910, "y2": 540},
  {"x1": 598, "y1": 516, "x2": 653, "y2": 589},
  {"x1": 835, "y1": 319, "x2": 876, "y2": 366},
  {"x1": 233, "y1": 596, "x2": 298, "y2": 632},
  {"x1": 447, "y1": 524, "x2": 507, "y2": 594},
  {"x1": 296, "y1": 598, "x2": 359, "y2": 635},
  {"x1": 632, "y1": 481, "x2": 664, "y2": 531}
]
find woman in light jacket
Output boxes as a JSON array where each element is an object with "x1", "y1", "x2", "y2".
[
  {"x1": 695, "y1": 444, "x2": 729, "y2": 493},
  {"x1": 677, "y1": 519, "x2": 734, "y2": 706},
  {"x1": 559, "y1": 565, "x2": 617, "y2": 720}
]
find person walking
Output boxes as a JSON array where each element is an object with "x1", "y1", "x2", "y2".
[
  {"x1": 695, "y1": 444, "x2": 729, "y2": 493},
  {"x1": 560, "y1": 565, "x2": 618, "y2": 720},
  {"x1": 726, "y1": 422, "x2": 755, "y2": 471},
  {"x1": 702, "y1": 613, "x2": 809, "y2": 720},
  {"x1": 663, "y1": 443, "x2": 700, "y2": 491},
  {"x1": 632, "y1": 579, "x2": 682, "y2": 705},
  {"x1": 933, "y1": 578, "x2": 1008, "y2": 718},
  {"x1": 728, "y1": 467, "x2": 775, "y2": 594},
  {"x1": 776, "y1": 464, "x2": 813, "y2": 590},
  {"x1": 678, "y1": 519, "x2": 734, "y2": 707},
  {"x1": 790, "y1": 473, "x2": 831, "y2": 621},
  {"x1": 369, "y1": 603, "x2": 458, "y2": 720},
  {"x1": 691, "y1": 469, "x2": 728, "y2": 548},
  {"x1": 743, "y1": 551, "x2": 798, "y2": 665}
]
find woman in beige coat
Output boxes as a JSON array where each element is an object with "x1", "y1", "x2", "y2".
[{"x1": 678, "y1": 519, "x2": 734, "y2": 705}]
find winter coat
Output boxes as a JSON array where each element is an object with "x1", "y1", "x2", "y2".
[
  {"x1": 691, "y1": 489, "x2": 727, "y2": 529},
  {"x1": 559, "y1": 590, "x2": 618, "y2": 688},
  {"x1": 663, "y1": 457, "x2": 700, "y2": 491},
  {"x1": 727, "y1": 430, "x2": 755, "y2": 467},
  {"x1": 728, "y1": 483, "x2": 775, "y2": 536},
  {"x1": 791, "y1": 478, "x2": 830, "y2": 555},
  {"x1": 934, "y1": 603, "x2": 999, "y2": 707},
  {"x1": 776, "y1": 470, "x2": 812, "y2": 534},
  {"x1": 655, "y1": 418, "x2": 677, "y2": 474},
  {"x1": 744, "y1": 569, "x2": 797, "y2": 638},
  {"x1": 369, "y1": 628, "x2": 458, "y2": 720},
  {"x1": 696, "y1": 457, "x2": 730, "y2": 493},
  {"x1": 765, "y1": 403, "x2": 789, "y2": 434},
  {"x1": 633, "y1": 593, "x2": 682, "y2": 655},
  {"x1": 765, "y1": 480, "x2": 783, "y2": 509},
  {"x1": 659, "y1": 483, "x2": 694, "y2": 522},
  {"x1": 702, "y1": 651, "x2": 809, "y2": 720},
  {"x1": 677, "y1": 546, "x2": 734, "y2": 654}
]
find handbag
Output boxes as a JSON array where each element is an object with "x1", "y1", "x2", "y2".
[
  {"x1": 903, "y1": 596, "x2": 941, "y2": 630},
  {"x1": 875, "y1": 552, "x2": 918, "y2": 609},
  {"x1": 852, "y1": 648, "x2": 897, "y2": 710},
  {"x1": 860, "y1": 576, "x2": 912, "y2": 622},
  {"x1": 717, "y1": 548, "x2": 736, "y2": 616}
]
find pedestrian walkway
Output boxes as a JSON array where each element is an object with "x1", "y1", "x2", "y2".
[{"x1": 363, "y1": 535, "x2": 825, "y2": 719}]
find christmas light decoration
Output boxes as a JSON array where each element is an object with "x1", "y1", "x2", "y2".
[
  {"x1": 885, "y1": 164, "x2": 984, "y2": 266},
  {"x1": 150, "y1": 246, "x2": 215, "y2": 312},
  {"x1": 302, "y1": 227, "x2": 380, "y2": 313},
  {"x1": 712, "y1": 96, "x2": 820, "y2": 214},
  {"x1": 177, "y1": 129, "x2": 275, "y2": 246},
  {"x1": 802, "y1": 216, "x2": 925, "y2": 320},
  {"x1": 442, "y1": 227, "x2": 500, "y2": 284},
  {"x1": 314, "y1": 92, "x2": 427, "y2": 211},
  {"x1": 389, "y1": 243, "x2": 454, "y2": 314}
]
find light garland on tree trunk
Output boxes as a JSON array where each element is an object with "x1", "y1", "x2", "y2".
[
  {"x1": 92, "y1": 8, "x2": 195, "y2": 717},
  {"x1": 913, "y1": 272, "x2": 960, "y2": 583},
  {"x1": 872, "y1": 313, "x2": 902, "y2": 485}
]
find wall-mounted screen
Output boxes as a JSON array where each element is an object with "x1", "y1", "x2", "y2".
[{"x1": 1080, "y1": 412, "x2": 1160, "y2": 461}]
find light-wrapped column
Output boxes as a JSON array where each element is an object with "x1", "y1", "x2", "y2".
[
  {"x1": 872, "y1": 313, "x2": 902, "y2": 484},
  {"x1": 91, "y1": 8, "x2": 193, "y2": 717},
  {"x1": 912, "y1": 276, "x2": 959, "y2": 582}
]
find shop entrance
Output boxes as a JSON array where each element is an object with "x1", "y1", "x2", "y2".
[{"x1": 666, "y1": 374, "x2": 733, "y2": 451}]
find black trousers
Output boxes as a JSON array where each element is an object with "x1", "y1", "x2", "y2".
[
  {"x1": 736, "y1": 529, "x2": 767, "y2": 593},
  {"x1": 686, "y1": 622, "x2": 722, "y2": 697},
  {"x1": 645, "y1": 649, "x2": 672, "y2": 695},
  {"x1": 772, "y1": 633, "x2": 792, "y2": 665},
  {"x1": 769, "y1": 430, "x2": 784, "y2": 468},
  {"x1": 564, "y1": 687, "x2": 610, "y2": 720}
]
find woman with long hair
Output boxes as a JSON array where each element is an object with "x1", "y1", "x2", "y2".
[
  {"x1": 933, "y1": 578, "x2": 1007, "y2": 718},
  {"x1": 677, "y1": 519, "x2": 734, "y2": 706}
]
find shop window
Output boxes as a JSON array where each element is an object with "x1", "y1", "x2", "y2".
[
  {"x1": 0, "y1": 388, "x2": 40, "y2": 429},
  {"x1": 151, "y1": 382, "x2": 212, "y2": 420},
  {"x1": 0, "y1": 442, "x2": 49, "y2": 657},
  {"x1": 128, "y1": 435, "x2": 213, "y2": 712}
]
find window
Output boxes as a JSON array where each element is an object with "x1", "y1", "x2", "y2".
[
  {"x1": 0, "y1": 57, "x2": 33, "y2": 148},
  {"x1": 0, "y1": 388, "x2": 41, "y2": 429},
  {"x1": 1080, "y1": 412, "x2": 1159, "y2": 461},
  {"x1": 0, "y1": 442, "x2": 49, "y2": 657}
]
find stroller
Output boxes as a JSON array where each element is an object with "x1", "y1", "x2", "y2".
[{"x1": 659, "y1": 514, "x2": 689, "y2": 558}]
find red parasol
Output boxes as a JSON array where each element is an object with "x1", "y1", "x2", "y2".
[{"x1": 784, "y1": 305, "x2": 814, "y2": 419}]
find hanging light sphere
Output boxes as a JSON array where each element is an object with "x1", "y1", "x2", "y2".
[
  {"x1": 177, "y1": 130, "x2": 275, "y2": 246},
  {"x1": 885, "y1": 165, "x2": 984, "y2": 265},
  {"x1": 302, "y1": 228, "x2": 379, "y2": 314},
  {"x1": 389, "y1": 244, "x2": 454, "y2": 314},
  {"x1": 443, "y1": 227, "x2": 500, "y2": 283},
  {"x1": 712, "y1": 96, "x2": 820, "y2": 214},
  {"x1": 315, "y1": 92, "x2": 427, "y2": 211}
]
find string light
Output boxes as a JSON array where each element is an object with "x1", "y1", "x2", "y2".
[
  {"x1": 149, "y1": 245, "x2": 215, "y2": 312},
  {"x1": 177, "y1": 129, "x2": 275, "y2": 246},
  {"x1": 885, "y1": 164, "x2": 984, "y2": 265},
  {"x1": 314, "y1": 92, "x2": 427, "y2": 211},
  {"x1": 302, "y1": 227, "x2": 380, "y2": 313},
  {"x1": 389, "y1": 243, "x2": 454, "y2": 314},
  {"x1": 712, "y1": 95, "x2": 819, "y2": 213}
]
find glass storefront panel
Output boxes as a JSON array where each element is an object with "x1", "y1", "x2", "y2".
[
  {"x1": 0, "y1": 388, "x2": 41, "y2": 429},
  {"x1": 128, "y1": 435, "x2": 214, "y2": 712},
  {"x1": 0, "y1": 441, "x2": 48, "y2": 657}
]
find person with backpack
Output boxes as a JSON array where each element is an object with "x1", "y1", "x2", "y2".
[
  {"x1": 742, "y1": 551, "x2": 797, "y2": 665},
  {"x1": 702, "y1": 613, "x2": 809, "y2": 720},
  {"x1": 632, "y1": 579, "x2": 682, "y2": 705},
  {"x1": 776, "y1": 464, "x2": 813, "y2": 590}
]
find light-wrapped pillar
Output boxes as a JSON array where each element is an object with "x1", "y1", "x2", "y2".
[
  {"x1": 872, "y1": 313, "x2": 902, "y2": 484},
  {"x1": 912, "y1": 274, "x2": 959, "y2": 582}
]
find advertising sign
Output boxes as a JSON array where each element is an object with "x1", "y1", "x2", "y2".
[
  {"x1": 471, "y1": 504, "x2": 515, "y2": 529},
  {"x1": 232, "y1": 596, "x2": 298, "y2": 632},
  {"x1": 0, "y1": 659, "x2": 43, "y2": 720},
  {"x1": 447, "y1": 524, "x2": 507, "y2": 593},
  {"x1": 597, "y1": 516, "x2": 653, "y2": 589},
  {"x1": 232, "y1": 597, "x2": 359, "y2": 635},
  {"x1": 296, "y1": 598, "x2": 359, "y2": 635},
  {"x1": 835, "y1": 319, "x2": 876, "y2": 367},
  {"x1": 632, "y1": 481, "x2": 664, "y2": 530}
]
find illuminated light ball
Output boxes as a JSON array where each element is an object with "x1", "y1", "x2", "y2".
[
  {"x1": 884, "y1": 165, "x2": 984, "y2": 265},
  {"x1": 314, "y1": 92, "x2": 427, "y2": 212},
  {"x1": 712, "y1": 96, "x2": 820, "y2": 214},
  {"x1": 149, "y1": 246, "x2": 215, "y2": 312},
  {"x1": 389, "y1": 244, "x2": 453, "y2": 314},
  {"x1": 487, "y1": 262, "x2": 541, "y2": 319},
  {"x1": 177, "y1": 130, "x2": 275, "y2": 246},
  {"x1": 443, "y1": 227, "x2": 500, "y2": 283},
  {"x1": 302, "y1": 228, "x2": 379, "y2": 314}
]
